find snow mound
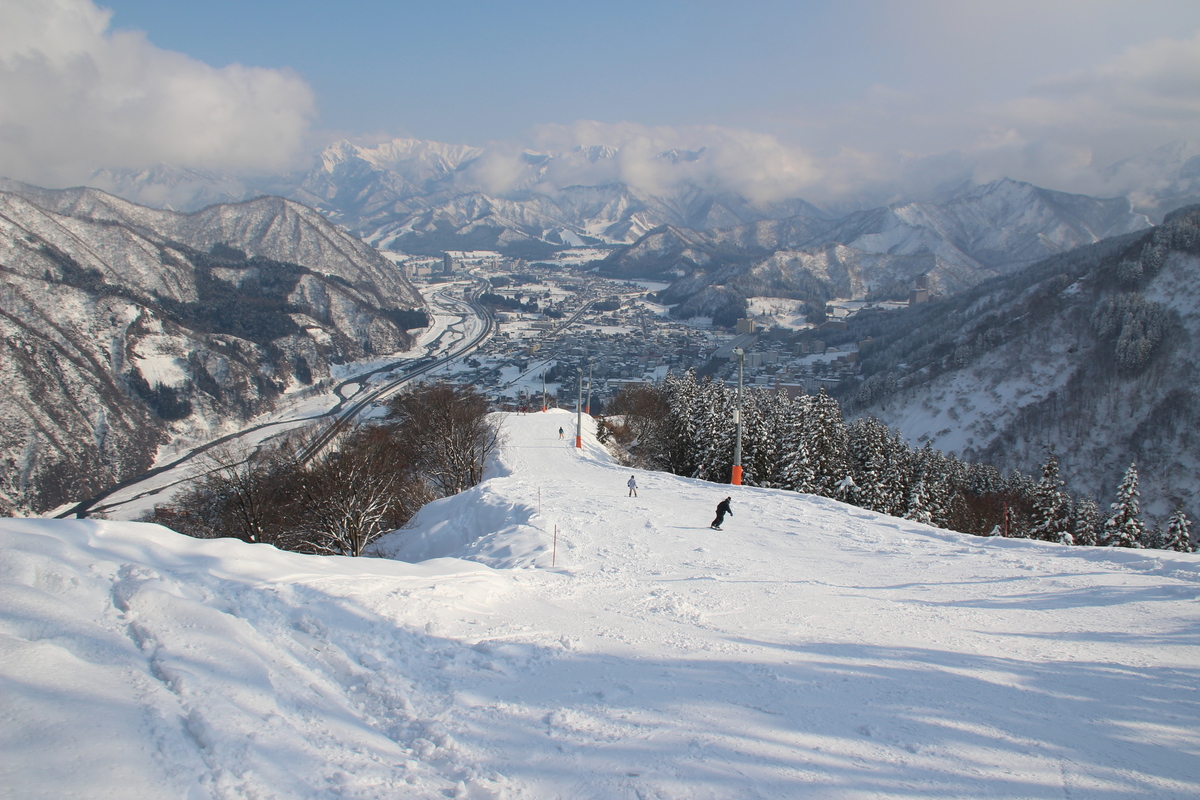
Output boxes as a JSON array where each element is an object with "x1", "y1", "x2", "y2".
[{"x1": 3, "y1": 408, "x2": 1199, "y2": 798}]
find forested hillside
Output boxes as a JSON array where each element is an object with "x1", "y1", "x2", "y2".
[
  {"x1": 837, "y1": 205, "x2": 1200, "y2": 521},
  {"x1": 606, "y1": 373, "x2": 1193, "y2": 551},
  {"x1": 0, "y1": 184, "x2": 424, "y2": 514}
]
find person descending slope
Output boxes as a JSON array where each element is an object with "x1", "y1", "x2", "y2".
[
  {"x1": 711, "y1": 497, "x2": 732, "y2": 530},
  {"x1": 627, "y1": 475, "x2": 638, "y2": 497}
]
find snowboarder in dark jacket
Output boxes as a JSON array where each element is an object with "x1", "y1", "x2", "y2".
[{"x1": 711, "y1": 497, "x2": 732, "y2": 530}]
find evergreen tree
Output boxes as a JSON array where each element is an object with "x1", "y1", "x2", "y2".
[
  {"x1": 694, "y1": 378, "x2": 735, "y2": 482},
  {"x1": 663, "y1": 370, "x2": 701, "y2": 474},
  {"x1": 1030, "y1": 450, "x2": 1073, "y2": 544},
  {"x1": 847, "y1": 416, "x2": 910, "y2": 514},
  {"x1": 1162, "y1": 504, "x2": 1194, "y2": 553},
  {"x1": 804, "y1": 389, "x2": 851, "y2": 498},
  {"x1": 740, "y1": 388, "x2": 775, "y2": 487},
  {"x1": 904, "y1": 478, "x2": 933, "y2": 525},
  {"x1": 918, "y1": 444, "x2": 955, "y2": 529},
  {"x1": 1072, "y1": 496, "x2": 1100, "y2": 547},
  {"x1": 779, "y1": 394, "x2": 817, "y2": 493},
  {"x1": 834, "y1": 474, "x2": 858, "y2": 504},
  {"x1": 1101, "y1": 462, "x2": 1145, "y2": 548}
]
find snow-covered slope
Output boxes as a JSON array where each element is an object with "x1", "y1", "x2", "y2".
[{"x1": 3, "y1": 410, "x2": 1198, "y2": 798}]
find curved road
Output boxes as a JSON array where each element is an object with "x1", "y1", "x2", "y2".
[{"x1": 57, "y1": 281, "x2": 495, "y2": 519}]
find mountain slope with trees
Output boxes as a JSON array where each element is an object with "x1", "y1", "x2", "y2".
[
  {"x1": 837, "y1": 205, "x2": 1200, "y2": 522},
  {"x1": 0, "y1": 184, "x2": 425, "y2": 514},
  {"x1": 601, "y1": 179, "x2": 1152, "y2": 323}
]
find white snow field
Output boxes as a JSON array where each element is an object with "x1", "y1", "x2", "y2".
[{"x1": 3, "y1": 409, "x2": 1199, "y2": 799}]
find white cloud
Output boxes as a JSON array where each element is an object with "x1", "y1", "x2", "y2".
[
  {"x1": 0, "y1": 0, "x2": 315, "y2": 187},
  {"x1": 774, "y1": 25, "x2": 1200, "y2": 205},
  {"x1": 522, "y1": 121, "x2": 823, "y2": 204}
]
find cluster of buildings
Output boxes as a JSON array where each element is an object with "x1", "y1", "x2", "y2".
[{"x1": 407, "y1": 251, "x2": 870, "y2": 411}]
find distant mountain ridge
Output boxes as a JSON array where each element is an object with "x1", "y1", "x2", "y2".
[
  {"x1": 88, "y1": 138, "x2": 831, "y2": 255},
  {"x1": 86, "y1": 139, "x2": 1153, "y2": 318},
  {"x1": 601, "y1": 178, "x2": 1152, "y2": 322},
  {"x1": 0, "y1": 182, "x2": 424, "y2": 514}
]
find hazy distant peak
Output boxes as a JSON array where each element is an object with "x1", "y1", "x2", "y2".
[
  {"x1": 570, "y1": 144, "x2": 619, "y2": 162},
  {"x1": 656, "y1": 147, "x2": 706, "y2": 164},
  {"x1": 316, "y1": 138, "x2": 485, "y2": 176}
]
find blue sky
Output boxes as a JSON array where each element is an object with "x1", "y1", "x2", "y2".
[
  {"x1": 94, "y1": 0, "x2": 1200, "y2": 145},
  {"x1": 4, "y1": 0, "x2": 1200, "y2": 198}
]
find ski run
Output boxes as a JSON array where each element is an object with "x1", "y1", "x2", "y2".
[{"x1": 2, "y1": 409, "x2": 1198, "y2": 799}]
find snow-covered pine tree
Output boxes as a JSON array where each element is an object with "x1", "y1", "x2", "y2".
[
  {"x1": 919, "y1": 445, "x2": 955, "y2": 529},
  {"x1": 1161, "y1": 504, "x2": 1194, "y2": 552},
  {"x1": 847, "y1": 417, "x2": 910, "y2": 515},
  {"x1": 663, "y1": 370, "x2": 701, "y2": 475},
  {"x1": 848, "y1": 417, "x2": 888, "y2": 512},
  {"x1": 834, "y1": 474, "x2": 858, "y2": 504},
  {"x1": 1072, "y1": 496, "x2": 1100, "y2": 547},
  {"x1": 804, "y1": 388, "x2": 851, "y2": 498},
  {"x1": 693, "y1": 377, "x2": 735, "y2": 482},
  {"x1": 1002, "y1": 469, "x2": 1037, "y2": 538},
  {"x1": 904, "y1": 478, "x2": 933, "y2": 525},
  {"x1": 747, "y1": 389, "x2": 792, "y2": 488},
  {"x1": 1101, "y1": 462, "x2": 1145, "y2": 548},
  {"x1": 739, "y1": 387, "x2": 775, "y2": 487},
  {"x1": 779, "y1": 393, "x2": 817, "y2": 493},
  {"x1": 1030, "y1": 450, "x2": 1073, "y2": 544}
]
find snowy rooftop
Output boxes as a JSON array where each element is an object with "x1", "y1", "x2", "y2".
[{"x1": 3, "y1": 409, "x2": 1198, "y2": 798}]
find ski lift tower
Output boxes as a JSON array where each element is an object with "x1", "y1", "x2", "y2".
[
  {"x1": 575, "y1": 368, "x2": 584, "y2": 449},
  {"x1": 731, "y1": 347, "x2": 744, "y2": 485}
]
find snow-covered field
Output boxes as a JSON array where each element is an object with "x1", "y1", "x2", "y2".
[{"x1": 3, "y1": 410, "x2": 1198, "y2": 798}]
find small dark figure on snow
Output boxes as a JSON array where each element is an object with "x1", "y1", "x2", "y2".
[
  {"x1": 558, "y1": 426, "x2": 564, "y2": 439},
  {"x1": 711, "y1": 497, "x2": 732, "y2": 530},
  {"x1": 627, "y1": 475, "x2": 638, "y2": 497}
]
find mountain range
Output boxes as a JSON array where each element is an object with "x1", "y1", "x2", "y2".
[
  {"x1": 599, "y1": 178, "x2": 1153, "y2": 322},
  {"x1": 90, "y1": 139, "x2": 827, "y2": 256},
  {"x1": 0, "y1": 181, "x2": 423, "y2": 514},
  {"x1": 88, "y1": 138, "x2": 1166, "y2": 318}
]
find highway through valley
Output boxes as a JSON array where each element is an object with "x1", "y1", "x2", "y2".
[{"x1": 56, "y1": 281, "x2": 495, "y2": 520}]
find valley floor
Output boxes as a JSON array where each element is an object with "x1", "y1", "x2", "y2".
[{"x1": 2, "y1": 410, "x2": 1198, "y2": 798}]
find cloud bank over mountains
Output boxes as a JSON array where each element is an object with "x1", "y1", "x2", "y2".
[
  {"x1": 0, "y1": 0, "x2": 314, "y2": 187},
  {"x1": 3, "y1": 0, "x2": 1200, "y2": 209}
]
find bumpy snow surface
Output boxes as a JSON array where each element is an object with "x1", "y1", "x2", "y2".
[{"x1": 3, "y1": 410, "x2": 1198, "y2": 799}]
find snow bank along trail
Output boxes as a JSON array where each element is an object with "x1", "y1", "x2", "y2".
[{"x1": 3, "y1": 408, "x2": 1199, "y2": 799}]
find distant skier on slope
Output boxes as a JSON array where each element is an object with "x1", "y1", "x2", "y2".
[
  {"x1": 558, "y1": 426, "x2": 564, "y2": 439},
  {"x1": 628, "y1": 475, "x2": 638, "y2": 497},
  {"x1": 711, "y1": 497, "x2": 732, "y2": 530}
]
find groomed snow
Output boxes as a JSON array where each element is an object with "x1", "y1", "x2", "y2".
[{"x1": 3, "y1": 409, "x2": 1199, "y2": 798}]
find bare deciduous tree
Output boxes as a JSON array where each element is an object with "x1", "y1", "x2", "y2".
[
  {"x1": 387, "y1": 383, "x2": 502, "y2": 498},
  {"x1": 291, "y1": 426, "x2": 432, "y2": 557}
]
